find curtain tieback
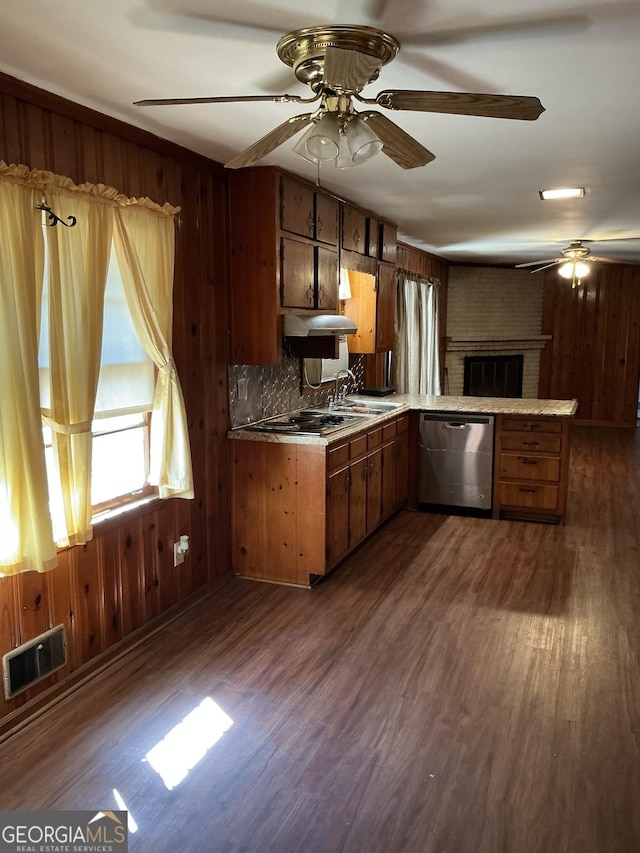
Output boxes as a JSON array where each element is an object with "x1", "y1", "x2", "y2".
[
  {"x1": 159, "y1": 358, "x2": 177, "y2": 375},
  {"x1": 42, "y1": 415, "x2": 93, "y2": 435}
]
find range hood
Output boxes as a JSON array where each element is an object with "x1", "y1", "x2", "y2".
[{"x1": 283, "y1": 314, "x2": 357, "y2": 337}]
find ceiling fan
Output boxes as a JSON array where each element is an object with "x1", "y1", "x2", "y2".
[
  {"x1": 134, "y1": 24, "x2": 544, "y2": 170},
  {"x1": 515, "y1": 240, "x2": 640, "y2": 287}
]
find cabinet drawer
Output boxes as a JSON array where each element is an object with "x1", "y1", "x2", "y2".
[
  {"x1": 498, "y1": 482, "x2": 559, "y2": 511},
  {"x1": 350, "y1": 434, "x2": 368, "y2": 459},
  {"x1": 499, "y1": 453, "x2": 561, "y2": 482},
  {"x1": 502, "y1": 417, "x2": 563, "y2": 434},
  {"x1": 367, "y1": 428, "x2": 383, "y2": 449},
  {"x1": 382, "y1": 421, "x2": 397, "y2": 442},
  {"x1": 396, "y1": 415, "x2": 409, "y2": 434},
  {"x1": 501, "y1": 434, "x2": 562, "y2": 453},
  {"x1": 328, "y1": 442, "x2": 349, "y2": 472}
]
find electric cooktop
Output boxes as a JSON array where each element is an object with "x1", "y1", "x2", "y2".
[{"x1": 245, "y1": 410, "x2": 359, "y2": 436}]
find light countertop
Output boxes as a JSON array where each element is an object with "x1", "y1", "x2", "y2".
[{"x1": 228, "y1": 394, "x2": 578, "y2": 445}]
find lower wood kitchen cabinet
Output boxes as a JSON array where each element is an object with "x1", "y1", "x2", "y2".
[
  {"x1": 493, "y1": 414, "x2": 572, "y2": 523},
  {"x1": 232, "y1": 414, "x2": 409, "y2": 587}
]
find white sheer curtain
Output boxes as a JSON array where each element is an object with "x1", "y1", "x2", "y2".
[{"x1": 393, "y1": 269, "x2": 441, "y2": 395}]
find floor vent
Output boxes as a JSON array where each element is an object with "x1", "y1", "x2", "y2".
[{"x1": 3, "y1": 625, "x2": 67, "y2": 699}]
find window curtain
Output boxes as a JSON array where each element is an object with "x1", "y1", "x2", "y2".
[
  {"x1": 0, "y1": 161, "x2": 189, "y2": 575},
  {"x1": 113, "y1": 205, "x2": 194, "y2": 499},
  {"x1": 43, "y1": 185, "x2": 113, "y2": 547},
  {"x1": 0, "y1": 167, "x2": 57, "y2": 573},
  {"x1": 393, "y1": 269, "x2": 441, "y2": 395}
]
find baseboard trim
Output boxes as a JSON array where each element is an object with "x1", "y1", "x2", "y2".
[{"x1": 0, "y1": 581, "x2": 218, "y2": 744}]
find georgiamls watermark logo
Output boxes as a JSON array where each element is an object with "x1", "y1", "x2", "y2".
[{"x1": 0, "y1": 810, "x2": 128, "y2": 852}]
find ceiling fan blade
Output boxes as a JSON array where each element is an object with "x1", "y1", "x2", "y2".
[
  {"x1": 521, "y1": 260, "x2": 565, "y2": 273},
  {"x1": 134, "y1": 93, "x2": 317, "y2": 107},
  {"x1": 224, "y1": 113, "x2": 314, "y2": 169},
  {"x1": 515, "y1": 258, "x2": 562, "y2": 268},
  {"x1": 322, "y1": 45, "x2": 383, "y2": 93},
  {"x1": 591, "y1": 256, "x2": 640, "y2": 265},
  {"x1": 367, "y1": 90, "x2": 544, "y2": 121},
  {"x1": 360, "y1": 111, "x2": 435, "y2": 169}
]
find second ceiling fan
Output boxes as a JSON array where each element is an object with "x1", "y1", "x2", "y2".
[
  {"x1": 135, "y1": 24, "x2": 545, "y2": 170},
  {"x1": 516, "y1": 240, "x2": 640, "y2": 287}
]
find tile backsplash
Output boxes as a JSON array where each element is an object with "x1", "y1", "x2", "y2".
[{"x1": 229, "y1": 344, "x2": 364, "y2": 428}]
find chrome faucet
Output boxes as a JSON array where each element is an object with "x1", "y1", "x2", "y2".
[{"x1": 333, "y1": 369, "x2": 355, "y2": 405}]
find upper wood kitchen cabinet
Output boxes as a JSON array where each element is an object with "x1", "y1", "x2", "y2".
[
  {"x1": 229, "y1": 167, "x2": 339, "y2": 365},
  {"x1": 341, "y1": 262, "x2": 396, "y2": 353},
  {"x1": 340, "y1": 205, "x2": 397, "y2": 353}
]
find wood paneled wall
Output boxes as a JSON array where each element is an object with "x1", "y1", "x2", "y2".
[
  {"x1": 0, "y1": 72, "x2": 231, "y2": 735},
  {"x1": 539, "y1": 265, "x2": 640, "y2": 427}
]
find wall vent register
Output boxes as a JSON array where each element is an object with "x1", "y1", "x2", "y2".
[{"x1": 3, "y1": 624, "x2": 67, "y2": 699}]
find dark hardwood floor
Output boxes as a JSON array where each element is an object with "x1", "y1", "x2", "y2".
[{"x1": 1, "y1": 426, "x2": 639, "y2": 853}]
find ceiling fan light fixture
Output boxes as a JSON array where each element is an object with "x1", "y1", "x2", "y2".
[
  {"x1": 558, "y1": 259, "x2": 591, "y2": 287},
  {"x1": 344, "y1": 116, "x2": 383, "y2": 164},
  {"x1": 539, "y1": 187, "x2": 585, "y2": 200},
  {"x1": 558, "y1": 261, "x2": 576, "y2": 279},
  {"x1": 294, "y1": 113, "x2": 341, "y2": 162}
]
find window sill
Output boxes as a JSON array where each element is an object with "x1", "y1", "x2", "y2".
[{"x1": 92, "y1": 493, "x2": 161, "y2": 530}]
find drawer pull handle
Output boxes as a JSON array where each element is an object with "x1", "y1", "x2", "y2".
[
  {"x1": 522, "y1": 441, "x2": 540, "y2": 447},
  {"x1": 518, "y1": 487, "x2": 537, "y2": 494},
  {"x1": 519, "y1": 457, "x2": 539, "y2": 465}
]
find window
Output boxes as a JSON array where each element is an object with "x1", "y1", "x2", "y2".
[
  {"x1": 39, "y1": 243, "x2": 156, "y2": 544},
  {"x1": 0, "y1": 164, "x2": 191, "y2": 576}
]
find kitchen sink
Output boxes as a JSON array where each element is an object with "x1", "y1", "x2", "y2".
[{"x1": 312, "y1": 400, "x2": 403, "y2": 417}]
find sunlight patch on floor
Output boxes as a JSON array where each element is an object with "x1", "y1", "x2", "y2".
[{"x1": 144, "y1": 697, "x2": 234, "y2": 791}]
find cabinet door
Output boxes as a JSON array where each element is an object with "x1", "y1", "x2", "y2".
[
  {"x1": 342, "y1": 205, "x2": 367, "y2": 254},
  {"x1": 367, "y1": 216, "x2": 380, "y2": 258},
  {"x1": 381, "y1": 439, "x2": 397, "y2": 519},
  {"x1": 281, "y1": 177, "x2": 315, "y2": 239},
  {"x1": 315, "y1": 193, "x2": 339, "y2": 245},
  {"x1": 395, "y1": 427, "x2": 409, "y2": 507},
  {"x1": 281, "y1": 237, "x2": 315, "y2": 308},
  {"x1": 327, "y1": 466, "x2": 350, "y2": 567},
  {"x1": 349, "y1": 456, "x2": 368, "y2": 548},
  {"x1": 341, "y1": 269, "x2": 376, "y2": 353},
  {"x1": 366, "y1": 446, "x2": 383, "y2": 533},
  {"x1": 316, "y1": 245, "x2": 339, "y2": 310},
  {"x1": 379, "y1": 222, "x2": 397, "y2": 263},
  {"x1": 376, "y1": 263, "x2": 396, "y2": 351}
]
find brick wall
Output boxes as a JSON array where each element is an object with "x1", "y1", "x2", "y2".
[{"x1": 445, "y1": 266, "x2": 547, "y2": 398}]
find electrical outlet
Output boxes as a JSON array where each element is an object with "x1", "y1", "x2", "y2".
[
  {"x1": 237, "y1": 377, "x2": 248, "y2": 401},
  {"x1": 173, "y1": 541, "x2": 185, "y2": 567}
]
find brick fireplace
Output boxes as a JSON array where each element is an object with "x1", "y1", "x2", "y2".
[{"x1": 445, "y1": 266, "x2": 550, "y2": 398}]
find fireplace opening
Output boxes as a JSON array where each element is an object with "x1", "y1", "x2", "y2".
[{"x1": 464, "y1": 354, "x2": 523, "y2": 398}]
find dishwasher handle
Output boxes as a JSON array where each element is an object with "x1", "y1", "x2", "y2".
[{"x1": 445, "y1": 421, "x2": 468, "y2": 429}]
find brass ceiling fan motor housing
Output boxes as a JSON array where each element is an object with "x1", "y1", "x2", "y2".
[{"x1": 276, "y1": 26, "x2": 400, "y2": 92}]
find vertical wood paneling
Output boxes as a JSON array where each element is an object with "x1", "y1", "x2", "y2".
[
  {"x1": 539, "y1": 265, "x2": 640, "y2": 425},
  {"x1": 14, "y1": 569, "x2": 51, "y2": 647},
  {"x1": 100, "y1": 528, "x2": 124, "y2": 648},
  {"x1": 70, "y1": 541, "x2": 106, "y2": 668},
  {"x1": 0, "y1": 70, "x2": 231, "y2": 731},
  {"x1": 118, "y1": 516, "x2": 145, "y2": 637}
]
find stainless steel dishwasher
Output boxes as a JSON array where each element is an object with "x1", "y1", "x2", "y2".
[{"x1": 419, "y1": 413, "x2": 495, "y2": 511}]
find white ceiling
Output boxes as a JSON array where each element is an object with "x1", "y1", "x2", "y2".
[{"x1": 2, "y1": 0, "x2": 640, "y2": 266}]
